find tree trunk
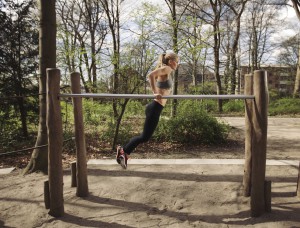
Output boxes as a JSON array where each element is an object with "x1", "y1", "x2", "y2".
[
  {"x1": 17, "y1": 97, "x2": 28, "y2": 137},
  {"x1": 210, "y1": 0, "x2": 223, "y2": 112},
  {"x1": 170, "y1": 0, "x2": 179, "y2": 117},
  {"x1": 227, "y1": 0, "x2": 246, "y2": 95},
  {"x1": 214, "y1": 29, "x2": 223, "y2": 112},
  {"x1": 23, "y1": 0, "x2": 56, "y2": 174},
  {"x1": 293, "y1": 48, "x2": 300, "y2": 97},
  {"x1": 17, "y1": 18, "x2": 28, "y2": 138}
]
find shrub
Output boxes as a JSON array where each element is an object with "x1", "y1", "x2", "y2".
[
  {"x1": 153, "y1": 102, "x2": 229, "y2": 145},
  {"x1": 223, "y1": 100, "x2": 244, "y2": 113},
  {"x1": 82, "y1": 100, "x2": 114, "y2": 126},
  {"x1": 269, "y1": 98, "x2": 300, "y2": 116},
  {"x1": 124, "y1": 100, "x2": 144, "y2": 117}
]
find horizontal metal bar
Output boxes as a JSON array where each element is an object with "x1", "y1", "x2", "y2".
[{"x1": 59, "y1": 93, "x2": 255, "y2": 100}]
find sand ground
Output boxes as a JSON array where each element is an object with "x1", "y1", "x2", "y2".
[{"x1": 0, "y1": 117, "x2": 299, "y2": 228}]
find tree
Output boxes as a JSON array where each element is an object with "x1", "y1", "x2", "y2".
[
  {"x1": 57, "y1": 0, "x2": 108, "y2": 92},
  {"x1": 277, "y1": 34, "x2": 299, "y2": 71},
  {"x1": 164, "y1": 0, "x2": 193, "y2": 116},
  {"x1": 223, "y1": 0, "x2": 247, "y2": 94},
  {"x1": 127, "y1": 2, "x2": 162, "y2": 93},
  {"x1": 0, "y1": 0, "x2": 38, "y2": 138},
  {"x1": 179, "y1": 2, "x2": 211, "y2": 89},
  {"x1": 99, "y1": 0, "x2": 129, "y2": 149},
  {"x1": 24, "y1": 0, "x2": 56, "y2": 174},
  {"x1": 208, "y1": 0, "x2": 225, "y2": 112},
  {"x1": 242, "y1": 0, "x2": 283, "y2": 72},
  {"x1": 291, "y1": 0, "x2": 300, "y2": 97},
  {"x1": 265, "y1": 0, "x2": 300, "y2": 97}
]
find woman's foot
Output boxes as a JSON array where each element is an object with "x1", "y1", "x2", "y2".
[{"x1": 116, "y1": 146, "x2": 128, "y2": 169}]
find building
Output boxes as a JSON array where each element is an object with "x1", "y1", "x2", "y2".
[
  {"x1": 240, "y1": 65, "x2": 295, "y2": 95},
  {"x1": 147, "y1": 63, "x2": 295, "y2": 95},
  {"x1": 177, "y1": 63, "x2": 215, "y2": 93}
]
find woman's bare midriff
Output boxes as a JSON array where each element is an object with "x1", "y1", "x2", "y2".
[{"x1": 154, "y1": 88, "x2": 172, "y2": 107}]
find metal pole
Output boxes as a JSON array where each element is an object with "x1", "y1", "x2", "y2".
[{"x1": 59, "y1": 93, "x2": 255, "y2": 100}]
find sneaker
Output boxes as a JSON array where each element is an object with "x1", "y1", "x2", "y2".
[{"x1": 116, "y1": 146, "x2": 128, "y2": 169}]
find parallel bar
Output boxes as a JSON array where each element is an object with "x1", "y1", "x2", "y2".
[{"x1": 59, "y1": 93, "x2": 255, "y2": 100}]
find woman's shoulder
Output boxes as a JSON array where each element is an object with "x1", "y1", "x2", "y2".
[
  {"x1": 158, "y1": 65, "x2": 173, "y2": 73},
  {"x1": 150, "y1": 65, "x2": 172, "y2": 79}
]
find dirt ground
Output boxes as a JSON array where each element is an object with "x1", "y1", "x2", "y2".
[{"x1": 0, "y1": 117, "x2": 300, "y2": 228}]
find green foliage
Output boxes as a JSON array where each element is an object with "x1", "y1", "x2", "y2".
[
  {"x1": 0, "y1": 0, "x2": 38, "y2": 140},
  {"x1": 0, "y1": 113, "x2": 21, "y2": 149},
  {"x1": 188, "y1": 82, "x2": 217, "y2": 95},
  {"x1": 223, "y1": 100, "x2": 244, "y2": 113},
  {"x1": 0, "y1": 109, "x2": 36, "y2": 152},
  {"x1": 100, "y1": 120, "x2": 136, "y2": 144},
  {"x1": 201, "y1": 100, "x2": 219, "y2": 113},
  {"x1": 82, "y1": 100, "x2": 113, "y2": 126},
  {"x1": 154, "y1": 100, "x2": 229, "y2": 144},
  {"x1": 268, "y1": 89, "x2": 285, "y2": 101},
  {"x1": 60, "y1": 99, "x2": 144, "y2": 144},
  {"x1": 123, "y1": 100, "x2": 144, "y2": 117},
  {"x1": 100, "y1": 101, "x2": 146, "y2": 144},
  {"x1": 2, "y1": 94, "x2": 299, "y2": 156},
  {"x1": 269, "y1": 97, "x2": 300, "y2": 116}
]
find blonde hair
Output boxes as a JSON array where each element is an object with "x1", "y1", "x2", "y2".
[{"x1": 156, "y1": 51, "x2": 178, "y2": 69}]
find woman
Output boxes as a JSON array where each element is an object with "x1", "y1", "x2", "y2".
[{"x1": 116, "y1": 51, "x2": 179, "y2": 169}]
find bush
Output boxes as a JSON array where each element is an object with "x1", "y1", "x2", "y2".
[
  {"x1": 153, "y1": 101, "x2": 229, "y2": 144},
  {"x1": 83, "y1": 100, "x2": 113, "y2": 126},
  {"x1": 100, "y1": 120, "x2": 135, "y2": 143},
  {"x1": 223, "y1": 100, "x2": 244, "y2": 113},
  {"x1": 124, "y1": 100, "x2": 144, "y2": 117},
  {"x1": 269, "y1": 98, "x2": 300, "y2": 116}
]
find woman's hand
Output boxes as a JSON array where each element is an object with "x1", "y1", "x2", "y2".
[{"x1": 153, "y1": 93, "x2": 162, "y2": 100}]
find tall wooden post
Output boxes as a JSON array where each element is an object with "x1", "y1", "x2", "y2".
[
  {"x1": 243, "y1": 74, "x2": 253, "y2": 197},
  {"x1": 70, "y1": 72, "x2": 89, "y2": 197},
  {"x1": 296, "y1": 162, "x2": 300, "y2": 197},
  {"x1": 250, "y1": 70, "x2": 268, "y2": 217},
  {"x1": 46, "y1": 68, "x2": 64, "y2": 217}
]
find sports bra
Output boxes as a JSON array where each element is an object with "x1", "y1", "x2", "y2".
[{"x1": 156, "y1": 77, "x2": 172, "y2": 89}]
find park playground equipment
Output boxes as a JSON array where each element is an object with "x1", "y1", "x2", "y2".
[{"x1": 45, "y1": 69, "x2": 269, "y2": 218}]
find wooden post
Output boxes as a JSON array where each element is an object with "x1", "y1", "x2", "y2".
[
  {"x1": 296, "y1": 162, "x2": 300, "y2": 197},
  {"x1": 70, "y1": 72, "x2": 89, "y2": 197},
  {"x1": 250, "y1": 70, "x2": 268, "y2": 217},
  {"x1": 44, "y1": 180, "x2": 50, "y2": 209},
  {"x1": 71, "y1": 161, "x2": 77, "y2": 187},
  {"x1": 264, "y1": 180, "x2": 272, "y2": 212},
  {"x1": 243, "y1": 74, "x2": 253, "y2": 197},
  {"x1": 46, "y1": 68, "x2": 64, "y2": 217}
]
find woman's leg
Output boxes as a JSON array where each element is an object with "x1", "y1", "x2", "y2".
[{"x1": 123, "y1": 101, "x2": 163, "y2": 155}]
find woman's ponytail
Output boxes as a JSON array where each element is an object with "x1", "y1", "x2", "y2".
[
  {"x1": 155, "y1": 51, "x2": 178, "y2": 69},
  {"x1": 156, "y1": 53, "x2": 167, "y2": 69}
]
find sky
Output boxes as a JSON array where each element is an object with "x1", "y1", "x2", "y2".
[
  {"x1": 122, "y1": 0, "x2": 299, "y2": 41},
  {"x1": 271, "y1": 5, "x2": 299, "y2": 58},
  {"x1": 121, "y1": 0, "x2": 299, "y2": 65},
  {"x1": 278, "y1": 5, "x2": 298, "y2": 37}
]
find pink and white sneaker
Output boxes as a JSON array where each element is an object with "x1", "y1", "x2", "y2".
[{"x1": 116, "y1": 146, "x2": 128, "y2": 169}]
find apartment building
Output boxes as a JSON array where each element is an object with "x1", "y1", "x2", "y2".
[{"x1": 240, "y1": 65, "x2": 295, "y2": 95}]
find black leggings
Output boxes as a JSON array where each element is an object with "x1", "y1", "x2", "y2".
[{"x1": 123, "y1": 101, "x2": 164, "y2": 155}]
